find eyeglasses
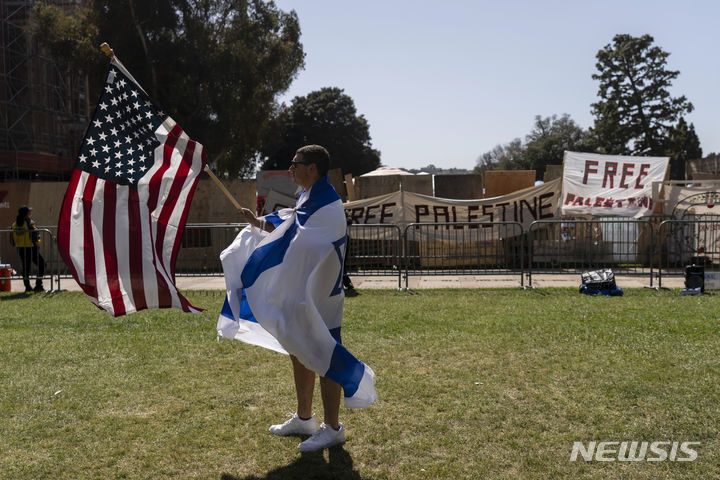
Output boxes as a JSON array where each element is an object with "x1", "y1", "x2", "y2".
[{"x1": 290, "y1": 160, "x2": 312, "y2": 168}]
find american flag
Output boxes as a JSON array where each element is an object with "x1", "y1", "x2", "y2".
[{"x1": 58, "y1": 58, "x2": 205, "y2": 316}]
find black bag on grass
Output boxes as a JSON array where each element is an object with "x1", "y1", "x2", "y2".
[{"x1": 580, "y1": 269, "x2": 622, "y2": 296}]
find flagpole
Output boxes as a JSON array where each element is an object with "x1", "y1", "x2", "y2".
[
  {"x1": 100, "y1": 42, "x2": 114, "y2": 59},
  {"x1": 204, "y1": 165, "x2": 242, "y2": 209}
]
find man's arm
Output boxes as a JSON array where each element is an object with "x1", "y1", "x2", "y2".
[{"x1": 237, "y1": 207, "x2": 275, "y2": 233}]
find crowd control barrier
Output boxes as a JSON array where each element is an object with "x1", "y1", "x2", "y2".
[
  {"x1": 175, "y1": 223, "x2": 248, "y2": 276},
  {"x1": 0, "y1": 228, "x2": 60, "y2": 292},
  {"x1": 527, "y1": 219, "x2": 656, "y2": 288},
  {"x1": 346, "y1": 224, "x2": 403, "y2": 289},
  {"x1": 657, "y1": 219, "x2": 720, "y2": 289},
  {"x1": 403, "y1": 222, "x2": 525, "y2": 289},
  {"x1": 15, "y1": 219, "x2": 720, "y2": 291}
]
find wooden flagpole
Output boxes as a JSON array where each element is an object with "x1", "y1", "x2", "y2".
[
  {"x1": 100, "y1": 42, "x2": 114, "y2": 59},
  {"x1": 203, "y1": 166, "x2": 242, "y2": 209}
]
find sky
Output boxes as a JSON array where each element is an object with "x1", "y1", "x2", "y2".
[{"x1": 272, "y1": 0, "x2": 719, "y2": 171}]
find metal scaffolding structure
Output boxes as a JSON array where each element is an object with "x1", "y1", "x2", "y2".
[{"x1": 0, "y1": 0, "x2": 86, "y2": 180}]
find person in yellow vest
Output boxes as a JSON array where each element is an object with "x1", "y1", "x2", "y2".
[{"x1": 11, "y1": 206, "x2": 45, "y2": 293}]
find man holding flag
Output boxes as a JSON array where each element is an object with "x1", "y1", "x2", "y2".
[{"x1": 218, "y1": 145, "x2": 377, "y2": 452}]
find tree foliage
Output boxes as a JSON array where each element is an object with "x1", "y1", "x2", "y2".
[
  {"x1": 524, "y1": 114, "x2": 594, "y2": 176},
  {"x1": 475, "y1": 114, "x2": 591, "y2": 180},
  {"x1": 32, "y1": 3, "x2": 101, "y2": 75},
  {"x1": 32, "y1": 0, "x2": 305, "y2": 178},
  {"x1": 665, "y1": 118, "x2": 702, "y2": 180},
  {"x1": 260, "y1": 87, "x2": 381, "y2": 176},
  {"x1": 591, "y1": 34, "x2": 694, "y2": 157},
  {"x1": 475, "y1": 138, "x2": 524, "y2": 173}
]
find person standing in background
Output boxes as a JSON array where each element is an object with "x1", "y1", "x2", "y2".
[{"x1": 11, "y1": 206, "x2": 45, "y2": 293}]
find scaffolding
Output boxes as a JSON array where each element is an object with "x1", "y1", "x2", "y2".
[{"x1": 0, "y1": 0, "x2": 86, "y2": 181}]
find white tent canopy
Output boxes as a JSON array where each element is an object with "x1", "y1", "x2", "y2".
[{"x1": 359, "y1": 167, "x2": 414, "y2": 177}]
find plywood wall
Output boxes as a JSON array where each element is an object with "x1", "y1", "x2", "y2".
[
  {"x1": 434, "y1": 174, "x2": 483, "y2": 199},
  {"x1": 544, "y1": 165, "x2": 563, "y2": 182},
  {"x1": 484, "y1": 170, "x2": 536, "y2": 198},
  {"x1": 354, "y1": 175, "x2": 433, "y2": 199},
  {"x1": 327, "y1": 168, "x2": 346, "y2": 202},
  {"x1": 187, "y1": 178, "x2": 257, "y2": 223},
  {"x1": 0, "y1": 178, "x2": 259, "y2": 228}
]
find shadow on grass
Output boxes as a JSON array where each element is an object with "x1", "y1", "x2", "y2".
[
  {"x1": 344, "y1": 288, "x2": 360, "y2": 298},
  {"x1": 221, "y1": 445, "x2": 373, "y2": 480},
  {"x1": 0, "y1": 292, "x2": 34, "y2": 301}
]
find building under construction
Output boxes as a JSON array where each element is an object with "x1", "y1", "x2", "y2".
[{"x1": 0, "y1": 0, "x2": 86, "y2": 181}]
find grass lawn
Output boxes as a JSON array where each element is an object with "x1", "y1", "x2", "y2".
[{"x1": 1, "y1": 288, "x2": 719, "y2": 479}]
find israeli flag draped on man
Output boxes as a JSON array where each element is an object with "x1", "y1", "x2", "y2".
[{"x1": 217, "y1": 175, "x2": 377, "y2": 409}]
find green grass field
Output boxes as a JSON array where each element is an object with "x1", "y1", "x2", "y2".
[{"x1": 1, "y1": 288, "x2": 719, "y2": 479}]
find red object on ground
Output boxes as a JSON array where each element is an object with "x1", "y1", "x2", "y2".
[{"x1": 0, "y1": 265, "x2": 11, "y2": 292}]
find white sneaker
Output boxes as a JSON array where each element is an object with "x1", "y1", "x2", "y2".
[
  {"x1": 269, "y1": 413, "x2": 318, "y2": 436},
  {"x1": 298, "y1": 423, "x2": 345, "y2": 452}
]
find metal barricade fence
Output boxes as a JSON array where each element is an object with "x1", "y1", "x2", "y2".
[
  {"x1": 657, "y1": 219, "x2": 720, "y2": 288},
  {"x1": 34, "y1": 223, "x2": 247, "y2": 278},
  {"x1": 527, "y1": 219, "x2": 656, "y2": 288},
  {"x1": 36, "y1": 226, "x2": 68, "y2": 281},
  {"x1": 13, "y1": 223, "x2": 400, "y2": 284},
  {"x1": 403, "y1": 222, "x2": 525, "y2": 289},
  {"x1": 346, "y1": 224, "x2": 403, "y2": 289},
  {"x1": 175, "y1": 223, "x2": 248, "y2": 276},
  {"x1": 0, "y1": 228, "x2": 59, "y2": 292},
  {"x1": 16, "y1": 220, "x2": 720, "y2": 291}
]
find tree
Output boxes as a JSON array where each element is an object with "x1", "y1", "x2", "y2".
[
  {"x1": 591, "y1": 34, "x2": 694, "y2": 156},
  {"x1": 665, "y1": 118, "x2": 702, "y2": 179},
  {"x1": 475, "y1": 114, "x2": 592, "y2": 179},
  {"x1": 32, "y1": 0, "x2": 305, "y2": 178},
  {"x1": 260, "y1": 87, "x2": 381, "y2": 176},
  {"x1": 524, "y1": 114, "x2": 594, "y2": 179},
  {"x1": 31, "y1": 3, "x2": 101, "y2": 76},
  {"x1": 474, "y1": 139, "x2": 524, "y2": 173}
]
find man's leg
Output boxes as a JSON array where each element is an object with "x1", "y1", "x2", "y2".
[
  {"x1": 291, "y1": 354, "x2": 315, "y2": 419},
  {"x1": 298, "y1": 376, "x2": 345, "y2": 452},
  {"x1": 268, "y1": 355, "x2": 318, "y2": 436},
  {"x1": 320, "y1": 377, "x2": 341, "y2": 429}
]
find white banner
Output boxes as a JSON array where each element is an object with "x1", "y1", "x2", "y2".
[
  {"x1": 344, "y1": 178, "x2": 561, "y2": 235},
  {"x1": 561, "y1": 151, "x2": 668, "y2": 218}
]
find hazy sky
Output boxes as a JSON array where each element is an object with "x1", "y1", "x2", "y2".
[{"x1": 272, "y1": 0, "x2": 719, "y2": 171}]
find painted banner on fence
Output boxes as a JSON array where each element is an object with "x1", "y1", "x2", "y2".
[
  {"x1": 561, "y1": 151, "x2": 668, "y2": 218},
  {"x1": 344, "y1": 178, "x2": 560, "y2": 237}
]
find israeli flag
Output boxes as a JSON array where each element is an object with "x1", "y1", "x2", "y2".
[{"x1": 217, "y1": 176, "x2": 377, "y2": 409}]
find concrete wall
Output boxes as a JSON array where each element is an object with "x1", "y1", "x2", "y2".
[
  {"x1": 484, "y1": 170, "x2": 536, "y2": 198},
  {"x1": 353, "y1": 175, "x2": 433, "y2": 199},
  {"x1": 434, "y1": 174, "x2": 483, "y2": 199}
]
